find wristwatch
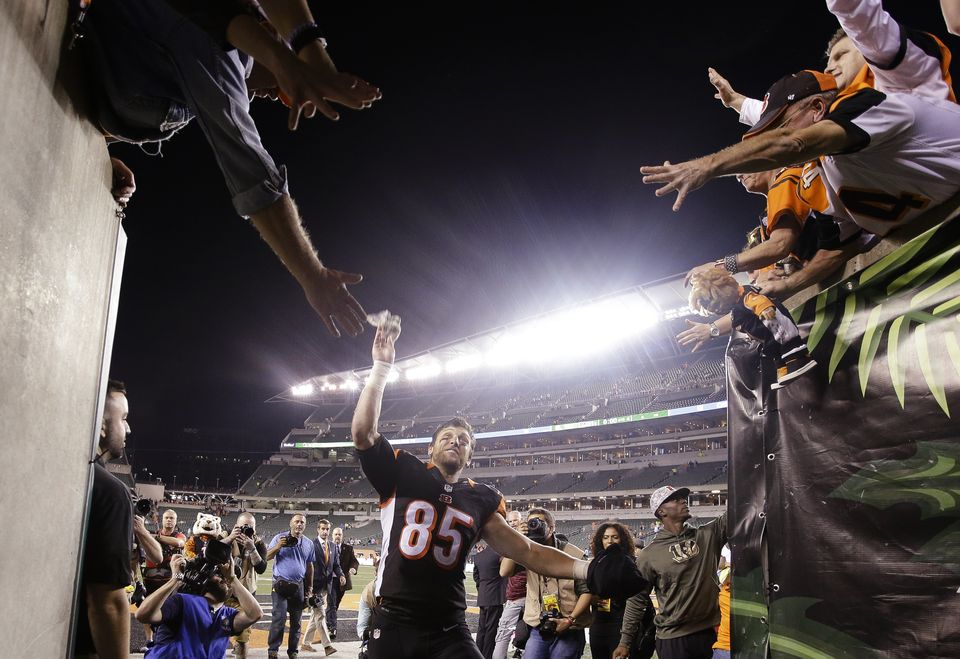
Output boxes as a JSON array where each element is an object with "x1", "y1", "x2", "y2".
[{"x1": 708, "y1": 322, "x2": 720, "y2": 337}]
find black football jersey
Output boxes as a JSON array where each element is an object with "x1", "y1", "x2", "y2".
[{"x1": 359, "y1": 436, "x2": 506, "y2": 622}]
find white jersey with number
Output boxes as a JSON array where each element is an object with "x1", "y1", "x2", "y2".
[
  {"x1": 798, "y1": 87, "x2": 960, "y2": 238},
  {"x1": 740, "y1": 0, "x2": 954, "y2": 126}
]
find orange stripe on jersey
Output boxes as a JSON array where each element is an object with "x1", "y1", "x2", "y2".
[
  {"x1": 797, "y1": 162, "x2": 830, "y2": 213},
  {"x1": 766, "y1": 167, "x2": 811, "y2": 232},
  {"x1": 742, "y1": 290, "x2": 775, "y2": 318},
  {"x1": 829, "y1": 81, "x2": 874, "y2": 113},
  {"x1": 466, "y1": 478, "x2": 477, "y2": 488},
  {"x1": 496, "y1": 497, "x2": 507, "y2": 518},
  {"x1": 932, "y1": 34, "x2": 956, "y2": 102}
]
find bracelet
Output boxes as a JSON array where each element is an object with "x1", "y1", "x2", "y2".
[
  {"x1": 288, "y1": 23, "x2": 327, "y2": 55},
  {"x1": 723, "y1": 253, "x2": 739, "y2": 274},
  {"x1": 365, "y1": 361, "x2": 394, "y2": 393}
]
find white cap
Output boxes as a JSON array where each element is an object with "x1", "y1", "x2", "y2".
[{"x1": 649, "y1": 485, "x2": 690, "y2": 515}]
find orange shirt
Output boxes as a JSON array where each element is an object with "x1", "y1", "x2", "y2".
[{"x1": 714, "y1": 581, "x2": 731, "y2": 650}]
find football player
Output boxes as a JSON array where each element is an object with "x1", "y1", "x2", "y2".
[{"x1": 351, "y1": 317, "x2": 625, "y2": 659}]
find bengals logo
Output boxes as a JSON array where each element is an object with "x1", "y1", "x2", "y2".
[{"x1": 669, "y1": 539, "x2": 700, "y2": 563}]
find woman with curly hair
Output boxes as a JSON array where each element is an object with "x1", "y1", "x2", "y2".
[{"x1": 588, "y1": 522, "x2": 652, "y2": 659}]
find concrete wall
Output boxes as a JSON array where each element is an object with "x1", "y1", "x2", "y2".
[{"x1": 0, "y1": 1, "x2": 124, "y2": 656}]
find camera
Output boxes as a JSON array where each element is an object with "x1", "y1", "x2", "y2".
[
  {"x1": 526, "y1": 517, "x2": 550, "y2": 545},
  {"x1": 180, "y1": 538, "x2": 233, "y2": 595},
  {"x1": 239, "y1": 524, "x2": 255, "y2": 538},
  {"x1": 538, "y1": 610, "x2": 563, "y2": 639},
  {"x1": 130, "y1": 581, "x2": 147, "y2": 606},
  {"x1": 307, "y1": 593, "x2": 321, "y2": 608},
  {"x1": 282, "y1": 534, "x2": 300, "y2": 547},
  {"x1": 134, "y1": 497, "x2": 154, "y2": 516}
]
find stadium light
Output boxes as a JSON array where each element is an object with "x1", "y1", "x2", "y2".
[
  {"x1": 405, "y1": 361, "x2": 442, "y2": 381},
  {"x1": 290, "y1": 383, "x2": 314, "y2": 397},
  {"x1": 445, "y1": 353, "x2": 483, "y2": 374},
  {"x1": 341, "y1": 380, "x2": 359, "y2": 391}
]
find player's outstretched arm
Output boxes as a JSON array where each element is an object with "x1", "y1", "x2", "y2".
[
  {"x1": 352, "y1": 321, "x2": 401, "y2": 451},
  {"x1": 640, "y1": 121, "x2": 850, "y2": 211},
  {"x1": 481, "y1": 513, "x2": 588, "y2": 582}
]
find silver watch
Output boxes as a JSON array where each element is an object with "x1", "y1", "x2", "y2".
[{"x1": 708, "y1": 322, "x2": 720, "y2": 337}]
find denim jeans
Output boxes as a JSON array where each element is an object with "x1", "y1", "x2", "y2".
[
  {"x1": 523, "y1": 626, "x2": 586, "y2": 659},
  {"x1": 85, "y1": 0, "x2": 288, "y2": 216},
  {"x1": 492, "y1": 598, "x2": 525, "y2": 659},
  {"x1": 268, "y1": 581, "x2": 305, "y2": 654}
]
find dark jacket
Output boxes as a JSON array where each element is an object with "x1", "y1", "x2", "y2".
[
  {"x1": 337, "y1": 543, "x2": 361, "y2": 591},
  {"x1": 312, "y1": 536, "x2": 344, "y2": 592},
  {"x1": 472, "y1": 545, "x2": 507, "y2": 608}
]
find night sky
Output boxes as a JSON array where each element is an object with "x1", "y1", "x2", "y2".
[{"x1": 108, "y1": 2, "x2": 959, "y2": 483}]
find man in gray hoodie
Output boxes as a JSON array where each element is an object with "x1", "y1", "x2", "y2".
[{"x1": 615, "y1": 486, "x2": 727, "y2": 659}]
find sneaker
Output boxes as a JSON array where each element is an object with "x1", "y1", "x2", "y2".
[
  {"x1": 268, "y1": 653, "x2": 279, "y2": 659},
  {"x1": 325, "y1": 646, "x2": 338, "y2": 656},
  {"x1": 329, "y1": 630, "x2": 337, "y2": 640},
  {"x1": 771, "y1": 354, "x2": 817, "y2": 390},
  {"x1": 301, "y1": 645, "x2": 317, "y2": 653}
]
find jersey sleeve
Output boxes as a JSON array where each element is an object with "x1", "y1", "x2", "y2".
[
  {"x1": 358, "y1": 436, "x2": 401, "y2": 502},
  {"x1": 481, "y1": 483, "x2": 508, "y2": 525},
  {"x1": 826, "y1": 0, "x2": 954, "y2": 102},
  {"x1": 765, "y1": 169, "x2": 810, "y2": 232},
  {"x1": 740, "y1": 97, "x2": 764, "y2": 126},
  {"x1": 824, "y1": 88, "x2": 911, "y2": 154},
  {"x1": 742, "y1": 291, "x2": 775, "y2": 319}
]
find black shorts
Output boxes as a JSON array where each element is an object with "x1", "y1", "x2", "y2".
[
  {"x1": 655, "y1": 627, "x2": 717, "y2": 659},
  {"x1": 366, "y1": 608, "x2": 482, "y2": 659}
]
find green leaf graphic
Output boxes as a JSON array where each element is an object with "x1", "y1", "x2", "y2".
[
  {"x1": 913, "y1": 324, "x2": 949, "y2": 416},
  {"x1": 886, "y1": 316, "x2": 910, "y2": 408},
  {"x1": 830, "y1": 441, "x2": 960, "y2": 574},
  {"x1": 859, "y1": 227, "x2": 934, "y2": 287},
  {"x1": 888, "y1": 243, "x2": 960, "y2": 297},
  {"x1": 806, "y1": 288, "x2": 837, "y2": 353},
  {"x1": 858, "y1": 305, "x2": 886, "y2": 396},
  {"x1": 828, "y1": 293, "x2": 858, "y2": 382}
]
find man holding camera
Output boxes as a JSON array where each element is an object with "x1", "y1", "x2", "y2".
[
  {"x1": 266, "y1": 513, "x2": 316, "y2": 659},
  {"x1": 500, "y1": 509, "x2": 592, "y2": 659},
  {"x1": 141, "y1": 509, "x2": 186, "y2": 647},
  {"x1": 302, "y1": 518, "x2": 341, "y2": 655},
  {"x1": 135, "y1": 552, "x2": 263, "y2": 657},
  {"x1": 223, "y1": 513, "x2": 268, "y2": 659}
]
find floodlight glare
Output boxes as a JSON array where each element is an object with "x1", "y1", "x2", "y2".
[
  {"x1": 405, "y1": 361, "x2": 442, "y2": 381},
  {"x1": 445, "y1": 353, "x2": 483, "y2": 374},
  {"x1": 342, "y1": 380, "x2": 359, "y2": 391},
  {"x1": 290, "y1": 383, "x2": 314, "y2": 397}
]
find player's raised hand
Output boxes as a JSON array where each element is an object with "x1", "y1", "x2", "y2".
[
  {"x1": 641, "y1": 159, "x2": 711, "y2": 211},
  {"x1": 371, "y1": 314, "x2": 401, "y2": 364},
  {"x1": 303, "y1": 267, "x2": 367, "y2": 338},
  {"x1": 708, "y1": 67, "x2": 745, "y2": 112}
]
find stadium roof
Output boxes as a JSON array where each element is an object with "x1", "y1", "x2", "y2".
[{"x1": 268, "y1": 271, "x2": 741, "y2": 404}]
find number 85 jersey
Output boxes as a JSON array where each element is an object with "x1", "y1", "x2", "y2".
[{"x1": 359, "y1": 436, "x2": 506, "y2": 621}]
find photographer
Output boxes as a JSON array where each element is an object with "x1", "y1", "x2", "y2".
[
  {"x1": 141, "y1": 509, "x2": 186, "y2": 648},
  {"x1": 136, "y1": 552, "x2": 263, "y2": 657},
  {"x1": 500, "y1": 508, "x2": 592, "y2": 659},
  {"x1": 265, "y1": 513, "x2": 315, "y2": 659},
  {"x1": 223, "y1": 513, "x2": 268, "y2": 659}
]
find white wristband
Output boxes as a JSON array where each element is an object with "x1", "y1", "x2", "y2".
[
  {"x1": 366, "y1": 361, "x2": 394, "y2": 393},
  {"x1": 573, "y1": 559, "x2": 589, "y2": 581}
]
